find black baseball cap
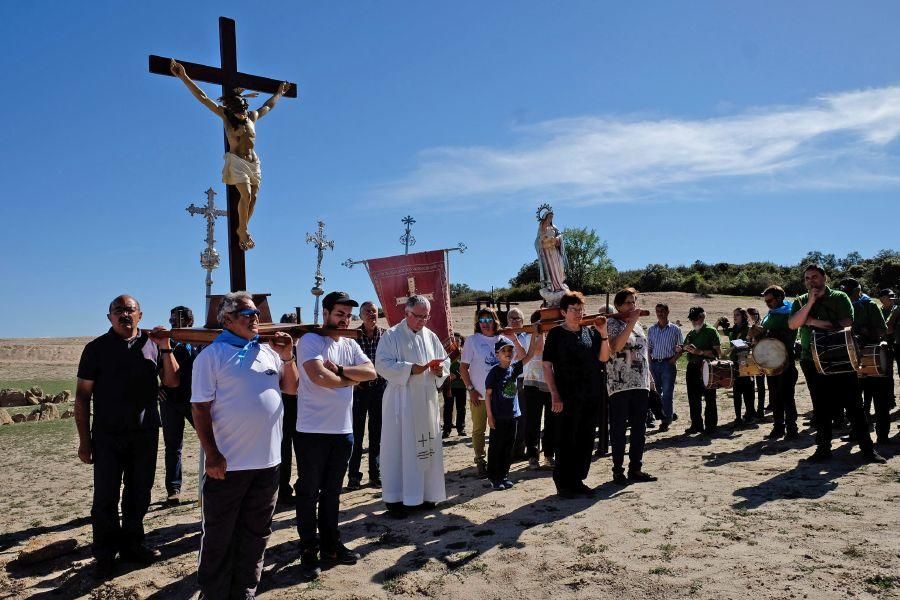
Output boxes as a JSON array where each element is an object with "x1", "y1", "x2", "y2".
[
  {"x1": 879, "y1": 288, "x2": 895, "y2": 299},
  {"x1": 494, "y1": 338, "x2": 514, "y2": 352},
  {"x1": 839, "y1": 278, "x2": 861, "y2": 293},
  {"x1": 322, "y1": 291, "x2": 359, "y2": 311},
  {"x1": 688, "y1": 306, "x2": 705, "y2": 321}
]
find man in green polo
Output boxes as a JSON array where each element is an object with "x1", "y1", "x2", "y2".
[
  {"x1": 680, "y1": 306, "x2": 720, "y2": 436},
  {"x1": 841, "y1": 278, "x2": 893, "y2": 446},
  {"x1": 789, "y1": 264, "x2": 884, "y2": 463}
]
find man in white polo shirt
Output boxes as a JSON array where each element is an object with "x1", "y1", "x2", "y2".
[
  {"x1": 191, "y1": 291, "x2": 298, "y2": 600},
  {"x1": 294, "y1": 291, "x2": 376, "y2": 581}
]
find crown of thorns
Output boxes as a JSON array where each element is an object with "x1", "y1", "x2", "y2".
[
  {"x1": 536, "y1": 203, "x2": 553, "y2": 221},
  {"x1": 217, "y1": 88, "x2": 259, "y2": 103}
]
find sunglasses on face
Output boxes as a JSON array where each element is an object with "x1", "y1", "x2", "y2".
[
  {"x1": 478, "y1": 317, "x2": 494, "y2": 324},
  {"x1": 235, "y1": 308, "x2": 261, "y2": 317}
]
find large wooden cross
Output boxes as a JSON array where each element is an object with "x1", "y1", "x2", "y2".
[{"x1": 149, "y1": 16, "x2": 297, "y2": 292}]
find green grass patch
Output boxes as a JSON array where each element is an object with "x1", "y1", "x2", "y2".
[
  {"x1": 649, "y1": 566, "x2": 673, "y2": 576},
  {"x1": 866, "y1": 574, "x2": 898, "y2": 590},
  {"x1": 659, "y1": 543, "x2": 676, "y2": 561},
  {"x1": 0, "y1": 378, "x2": 76, "y2": 396},
  {"x1": 634, "y1": 527, "x2": 652, "y2": 534}
]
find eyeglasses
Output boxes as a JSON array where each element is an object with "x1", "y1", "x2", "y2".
[
  {"x1": 508, "y1": 316, "x2": 523, "y2": 321},
  {"x1": 235, "y1": 308, "x2": 261, "y2": 318},
  {"x1": 566, "y1": 306, "x2": 586, "y2": 314},
  {"x1": 410, "y1": 312, "x2": 430, "y2": 320},
  {"x1": 111, "y1": 307, "x2": 138, "y2": 315},
  {"x1": 478, "y1": 317, "x2": 495, "y2": 324}
]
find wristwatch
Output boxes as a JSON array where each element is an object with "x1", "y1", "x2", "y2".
[
  {"x1": 337, "y1": 365, "x2": 345, "y2": 377},
  {"x1": 466, "y1": 385, "x2": 475, "y2": 391},
  {"x1": 159, "y1": 348, "x2": 173, "y2": 354}
]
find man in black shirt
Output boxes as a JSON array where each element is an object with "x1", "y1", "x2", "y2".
[
  {"x1": 159, "y1": 305, "x2": 200, "y2": 505},
  {"x1": 75, "y1": 295, "x2": 180, "y2": 578}
]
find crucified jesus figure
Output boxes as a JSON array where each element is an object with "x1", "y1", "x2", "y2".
[{"x1": 170, "y1": 59, "x2": 290, "y2": 251}]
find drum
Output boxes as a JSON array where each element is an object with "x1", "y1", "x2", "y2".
[
  {"x1": 811, "y1": 328, "x2": 860, "y2": 375},
  {"x1": 858, "y1": 342, "x2": 891, "y2": 377},
  {"x1": 733, "y1": 347, "x2": 763, "y2": 378},
  {"x1": 702, "y1": 360, "x2": 734, "y2": 390},
  {"x1": 748, "y1": 324, "x2": 765, "y2": 342},
  {"x1": 751, "y1": 338, "x2": 788, "y2": 376}
]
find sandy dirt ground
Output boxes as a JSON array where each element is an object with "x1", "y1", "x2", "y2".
[{"x1": 1, "y1": 293, "x2": 898, "y2": 599}]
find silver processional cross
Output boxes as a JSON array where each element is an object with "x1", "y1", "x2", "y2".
[
  {"x1": 306, "y1": 220, "x2": 334, "y2": 325},
  {"x1": 186, "y1": 188, "x2": 228, "y2": 299}
]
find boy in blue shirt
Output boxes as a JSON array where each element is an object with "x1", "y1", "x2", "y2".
[{"x1": 485, "y1": 336, "x2": 531, "y2": 490}]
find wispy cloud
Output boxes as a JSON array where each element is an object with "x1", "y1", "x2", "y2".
[{"x1": 376, "y1": 86, "x2": 900, "y2": 206}]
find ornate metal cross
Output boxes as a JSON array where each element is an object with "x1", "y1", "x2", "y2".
[
  {"x1": 400, "y1": 215, "x2": 416, "y2": 254},
  {"x1": 186, "y1": 188, "x2": 228, "y2": 299},
  {"x1": 306, "y1": 220, "x2": 335, "y2": 325}
]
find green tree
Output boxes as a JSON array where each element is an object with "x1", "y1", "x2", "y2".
[
  {"x1": 562, "y1": 227, "x2": 616, "y2": 292},
  {"x1": 450, "y1": 282, "x2": 473, "y2": 299},
  {"x1": 509, "y1": 259, "x2": 540, "y2": 287}
]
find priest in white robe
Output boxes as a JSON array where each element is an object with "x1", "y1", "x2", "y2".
[{"x1": 375, "y1": 295, "x2": 450, "y2": 517}]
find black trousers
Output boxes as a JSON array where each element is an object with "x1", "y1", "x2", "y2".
[
  {"x1": 595, "y1": 372, "x2": 610, "y2": 455},
  {"x1": 198, "y1": 466, "x2": 279, "y2": 600},
  {"x1": 801, "y1": 361, "x2": 874, "y2": 453},
  {"x1": 487, "y1": 417, "x2": 518, "y2": 482},
  {"x1": 862, "y1": 377, "x2": 895, "y2": 441},
  {"x1": 279, "y1": 394, "x2": 299, "y2": 496},
  {"x1": 732, "y1": 377, "x2": 755, "y2": 420},
  {"x1": 609, "y1": 389, "x2": 649, "y2": 473},
  {"x1": 768, "y1": 362, "x2": 798, "y2": 432},
  {"x1": 443, "y1": 387, "x2": 467, "y2": 433},
  {"x1": 348, "y1": 385, "x2": 384, "y2": 481},
  {"x1": 294, "y1": 432, "x2": 353, "y2": 552},
  {"x1": 91, "y1": 429, "x2": 158, "y2": 561},
  {"x1": 686, "y1": 362, "x2": 717, "y2": 432},
  {"x1": 522, "y1": 385, "x2": 555, "y2": 459},
  {"x1": 553, "y1": 399, "x2": 598, "y2": 492},
  {"x1": 159, "y1": 399, "x2": 194, "y2": 495}
]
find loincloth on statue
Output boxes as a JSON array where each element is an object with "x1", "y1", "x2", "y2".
[{"x1": 222, "y1": 152, "x2": 262, "y2": 186}]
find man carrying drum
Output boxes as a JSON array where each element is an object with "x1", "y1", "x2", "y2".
[
  {"x1": 680, "y1": 307, "x2": 720, "y2": 436},
  {"x1": 840, "y1": 278, "x2": 893, "y2": 446},
  {"x1": 788, "y1": 265, "x2": 885, "y2": 463},
  {"x1": 760, "y1": 286, "x2": 799, "y2": 440}
]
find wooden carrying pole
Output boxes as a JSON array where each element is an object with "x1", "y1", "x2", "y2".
[
  {"x1": 500, "y1": 309, "x2": 650, "y2": 336},
  {"x1": 144, "y1": 323, "x2": 359, "y2": 345}
]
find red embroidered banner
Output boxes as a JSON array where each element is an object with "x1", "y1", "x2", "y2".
[{"x1": 364, "y1": 250, "x2": 455, "y2": 351}]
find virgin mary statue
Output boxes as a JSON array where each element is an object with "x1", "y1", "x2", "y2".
[{"x1": 535, "y1": 204, "x2": 569, "y2": 304}]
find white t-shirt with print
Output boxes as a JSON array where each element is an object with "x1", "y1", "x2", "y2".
[
  {"x1": 605, "y1": 319, "x2": 650, "y2": 396},
  {"x1": 461, "y1": 333, "x2": 500, "y2": 395}
]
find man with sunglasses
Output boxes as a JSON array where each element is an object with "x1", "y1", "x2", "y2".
[
  {"x1": 191, "y1": 292, "x2": 298, "y2": 598},
  {"x1": 76, "y1": 295, "x2": 180, "y2": 579},
  {"x1": 159, "y1": 305, "x2": 199, "y2": 506}
]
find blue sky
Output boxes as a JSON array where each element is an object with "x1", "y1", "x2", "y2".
[{"x1": 3, "y1": 1, "x2": 900, "y2": 337}]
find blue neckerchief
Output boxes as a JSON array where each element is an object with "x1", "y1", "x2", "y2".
[
  {"x1": 852, "y1": 293, "x2": 871, "y2": 306},
  {"x1": 213, "y1": 329, "x2": 259, "y2": 365},
  {"x1": 762, "y1": 299, "x2": 792, "y2": 326}
]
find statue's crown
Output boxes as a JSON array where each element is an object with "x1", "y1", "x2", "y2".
[{"x1": 536, "y1": 203, "x2": 553, "y2": 221}]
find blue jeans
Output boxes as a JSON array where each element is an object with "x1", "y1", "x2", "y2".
[
  {"x1": 293, "y1": 432, "x2": 353, "y2": 552},
  {"x1": 649, "y1": 361, "x2": 676, "y2": 422},
  {"x1": 159, "y1": 400, "x2": 194, "y2": 494}
]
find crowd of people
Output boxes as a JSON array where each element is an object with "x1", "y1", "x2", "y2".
[{"x1": 73, "y1": 262, "x2": 897, "y2": 596}]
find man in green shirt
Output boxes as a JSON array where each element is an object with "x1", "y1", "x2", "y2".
[
  {"x1": 841, "y1": 279, "x2": 893, "y2": 445},
  {"x1": 760, "y1": 285, "x2": 799, "y2": 440},
  {"x1": 680, "y1": 306, "x2": 720, "y2": 435},
  {"x1": 789, "y1": 264, "x2": 884, "y2": 463}
]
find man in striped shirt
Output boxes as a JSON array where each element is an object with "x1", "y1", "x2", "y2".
[{"x1": 646, "y1": 303, "x2": 683, "y2": 432}]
